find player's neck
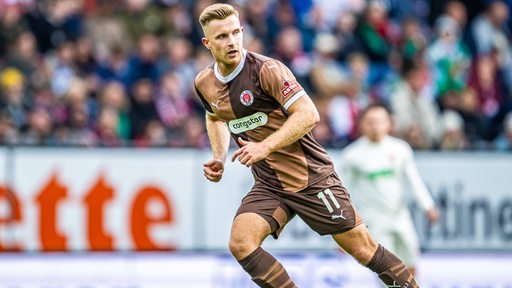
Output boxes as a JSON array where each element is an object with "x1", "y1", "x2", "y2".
[
  {"x1": 367, "y1": 135, "x2": 385, "y2": 143},
  {"x1": 215, "y1": 49, "x2": 247, "y2": 78},
  {"x1": 217, "y1": 62, "x2": 238, "y2": 76}
]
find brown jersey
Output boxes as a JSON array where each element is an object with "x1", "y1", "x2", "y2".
[{"x1": 195, "y1": 50, "x2": 335, "y2": 192}]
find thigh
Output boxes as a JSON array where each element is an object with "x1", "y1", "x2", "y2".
[
  {"x1": 284, "y1": 174, "x2": 363, "y2": 236},
  {"x1": 230, "y1": 212, "x2": 272, "y2": 247},
  {"x1": 235, "y1": 185, "x2": 294, "y2": 239}
]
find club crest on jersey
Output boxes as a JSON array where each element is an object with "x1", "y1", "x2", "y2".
[
  {"x1": 240, "y1": 90, "x2": 254, "y2": 106},
  {"x1": 281, "y1": 79, "x2": 299, "y2": 98}
]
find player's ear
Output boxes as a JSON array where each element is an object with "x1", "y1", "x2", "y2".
[{"x1": 202, "y1": 37, "x2": 210, "y2": 49}]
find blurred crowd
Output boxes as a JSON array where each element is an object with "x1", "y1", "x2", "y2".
[{"x1": 0, "y1": 0, "x2": 511, "y2": 150}]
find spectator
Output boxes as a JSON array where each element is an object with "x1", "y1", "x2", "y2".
[
  {"x1": 346, "y1": 52, "x2": 372, "y2": 105},
  {"x1": 0, "y1": 108, "x2": 18, "y2": 145},
  {"x1": 471, "y1": 0, "x2": 512, "y2": 90},
  {"x1": 62, "y1": 77, "x2": 95, "y2": 124},
  {"x1": 444, "y1": 1, "x2": 468, "y2": 36},
  {"x1": 243, "y1": 0, "x2": 272, "y2": 45},
  {"x1": 94, "y1": 44, "x2": 129, "y2": 84},
  {"x1": 0, "y1": 67, "x2": 29, "y2": 129},
  {"x1": 98, "y1": 81, "x2": 130, "y2": 141},
  {"x1": 154, "y1": 72, "x2": 194, "y2": 133},
  {"x1": 494, "y1": 112, "x2": 512, "y2": 151},
  {"x1": 425, "y1": 15, "x2": 471, "y2": 99},
  {"x1": 244, "y1": 35, "x2": 265, "y2": 55},
  {"x1": 157, "y1": 37, "x2": 196, "y2": 90},
  {"x1": 122, "y1": 33, "x2": 161, "y2": 89},
  {"x1": 310, "y1": 0, "x2": 365, "y2": 32},
  {"x1": 0, "y1": 1, "x2": 31, "y2": 54},
  {"x1": 119, "y1": 0, "x2": 167, "y2": 43},
  {"x1": 193, "y1": 46, "x2": 214, "y2": 73},
  {"x1": 75, "y1": 36, "x2": 98, "y2": 77},
  {"x1": 64, "y1": 105, "x2": 97, "y2": 147},
  {"x1": 24, "y1": 0, "x2": 85, "y2": 53},
  {"x1": 161, "y1": 2, "x2": 194, "y2": 38},
  {"x1": 135, "y1": 119, "x2": 168, "y2": 148},
  {"x1": 19, "y1": 107, "x2": 56, "y2": 146},
  {"x1": 271, "y1": 26, "x2": 312, "y2": 90},
  {"x1": 327, "y1": 81, "x2": 362, "y2": 147},
  {"x1": 180, "y1": 116, "x2": 209, "y2": 149},
  {"x1": 390, "y1": 61, "x2": 442, "y2": 150},
  {"x1": 96, "y1": 106, "x2": 124, "y2": 147},
  {"x1": 328, "y1": 95, "x2": 359, "y2": 142},
  {"x1": 471, "y1": 1, "x2": 511, "y2": 67},
  {"x1": 266, "y1": 0, "x2": 298, "y2": 49},
  {"x1": 309, "y1": 32, "x2": 347, "y2": 99},
  {"x1": 311, "y1": 115, "x2": 337, "y2": 148},
  {"x1": 85, "y1": 0, "x2": 132, "y2": 60},
  {"x1": 399, "y1": 17, "x2": 428, "y2": 61},
  {"x1": 128, "y1": 78, "x2": 159, "y2": 140},
  {"x1": 0, "y1": 0, "x2": 510, "y2": 150},
  {"x1": 6, "y1": 31, "x2": 43, "y2": 87},
  {"x1": 467, "y1": 54, "x2": 507, "y2": 140},
  {"x1": 48, "y1": 41, "x2": 78, "y2": 98},
  {"x1": 332, "y1": 10, "x2": 360, "y2": 60},
  {"x1": 456, "y1": 88, "x2": 489, "y2": 149},
  {"x1": 439, "y1": 109, "x2": 467, "y2": 150},
  {"x1": 356, "y1": 0, "x2": 398, "y2": 63}
]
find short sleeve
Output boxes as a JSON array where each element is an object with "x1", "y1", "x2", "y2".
[
  {"x1": 194, "y1": 83, "x2": 215, "y2": 116},
  {"x1": 259, "y1": 60, "x2": 306, "y2": 110}
]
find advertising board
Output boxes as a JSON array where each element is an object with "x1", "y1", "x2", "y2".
[{"x1": 0, "y1": 149, "x2": 510, "y2": 252}]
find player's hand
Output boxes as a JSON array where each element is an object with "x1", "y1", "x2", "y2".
[
  {"x1": 425, "y1": 207, "x2": 440, "y2": 225},
  {"x1": 231, "y1": 137, "x2": 271, "y2": 167},
  {"x1": 203, "y1": 159, "x2": 224, "y2": 182}
]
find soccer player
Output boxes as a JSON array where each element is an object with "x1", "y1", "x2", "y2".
[
  {"x1": 341, "y1": 104, "x2": 440, "y2": 277},
  {"x1": 194, "y1": 3, "x2": 419, "y2": 287}
]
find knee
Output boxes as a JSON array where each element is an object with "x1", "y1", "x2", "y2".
[
  {"x1": 341, "y1": 230, "x2": 379, "y2": 264},
  {"x1": 334, "y1": 224, "x2": 379, "y2": 265},
  {"x1": 229, "y1": 234, "x2": 259, "y2": 260},
  {"x1": 229, "y1": 213, "x2": 270, "y2": 259}
]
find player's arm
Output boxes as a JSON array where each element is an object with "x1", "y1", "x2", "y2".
[
  {"x1": 232, "y1": 94, "x2": 319, "y2": 167},
  {"x1": 402, "y1": 147, "x2": 440, "y2": 224},
  {"x1": 195, "y1": 79, "x2": 231, "y2": 182},
  {"x1": 262, "y1": 94, "x2": 319, "y2": 150},
  {"x1": 204, "y1": 113, "x2": 231, "y2": 182}
]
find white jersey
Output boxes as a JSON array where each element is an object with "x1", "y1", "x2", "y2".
[
  {"x1": 340, "y1": 136, "x2": 434, "y2": 231},
  {"x1": 341, "y1": 136, "x2": 435, "y2": 266}
]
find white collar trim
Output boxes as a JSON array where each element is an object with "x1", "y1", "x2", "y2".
[{"x1": 214, "y1": 49, "x2": 247, "y2": 83}]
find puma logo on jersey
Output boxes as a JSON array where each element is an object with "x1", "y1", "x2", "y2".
[
  {"x1": 211, "y1": 100, "x2": 220, "y2": 110},
  {"x1": 331, "y1": 210, "x2": 346, "y2": 220}
]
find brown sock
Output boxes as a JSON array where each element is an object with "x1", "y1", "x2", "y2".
[
  {"x1": 237, "y1": 247, "x2": 297, "y2": 288},
  {"x1": 366, "y1": 245, "x2": 419, "y2": 288}
]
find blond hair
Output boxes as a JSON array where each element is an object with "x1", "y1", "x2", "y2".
[{"x1": 199, "y1": 3, "x2": 239, "y2": 28}]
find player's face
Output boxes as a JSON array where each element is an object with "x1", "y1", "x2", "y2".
[
  {"x1": 361, "y1": 108, "x2": 391, "y2": 142},
  {"x1": 202, "y1": 15, "x2": 244, "y2": 75}
]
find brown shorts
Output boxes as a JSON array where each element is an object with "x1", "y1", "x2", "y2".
[{"x1": 235, "y1": 173, "x2": 363, "y2": 238}]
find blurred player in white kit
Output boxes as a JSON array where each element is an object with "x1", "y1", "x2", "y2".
[{"x1": 341, "y1": 103, "x2": 440, "y2": 277}]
